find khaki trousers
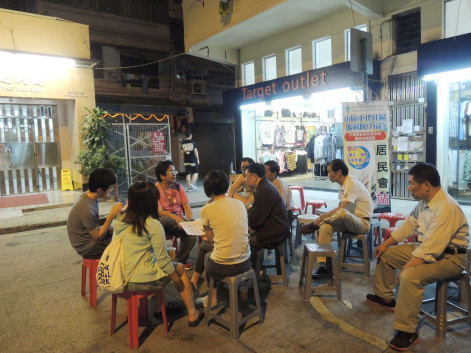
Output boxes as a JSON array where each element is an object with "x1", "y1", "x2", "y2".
[
  {"x1": 373, "y1": 243, "x2": 466, "y2": 333},
  {"x1": 317, "y1": 208, "x2": 370, "y2": 262},
  {"x1": 318, "y1": 208, "x2": 370, "y2": 245}
]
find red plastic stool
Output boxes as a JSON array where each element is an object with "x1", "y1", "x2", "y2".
[
  {"x1": 383, "y1": 227, "x2": 397, "y2": 242},
  {"x1": 289, "y1": 185, "x2": 305, "y2": 215},
  {"x1": 81, "y1": 259, "x2": 99, "y2": 306},
  {"x1": 379, "y1": 212, "x2": 406, "y2": 227},
  {"x1": 304, "y1": 200, "x2": 327, "y2": 214},
  {"x1": 111, "y1": 290, "x2": 168, "y2": 349}
]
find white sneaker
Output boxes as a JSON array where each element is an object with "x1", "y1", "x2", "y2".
[
  {"x1": 196, "y1": 295, "x2": 217, "y2": 308},
  {"x1": 189, "y1": 184, "x2": 199, "y2": 191}
]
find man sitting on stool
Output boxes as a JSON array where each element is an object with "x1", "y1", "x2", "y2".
[
  {"x1": 366, "y1": 163, "x2": 468, "y2": 351},
  {"x1": 245, "y1": 163, "x2": 290, "y2": 273},
  {"x1": 300, "y1": 159, "x2": 373, "y2": 278},
  {"x1": 264, "y1": 160, "x2": 295, "y2": 224}
]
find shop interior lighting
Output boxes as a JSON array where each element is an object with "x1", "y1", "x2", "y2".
[
  {"x1": 0, "y1": 50, "x2": 97, "y2": 76},
  {"x1": 424, "y1": 67, "x2": 471, "y2": 82}
]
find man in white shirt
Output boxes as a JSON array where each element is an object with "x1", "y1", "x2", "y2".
[
  {"x1": 301, "y1": 159, "x2": 373, "y2": 277},
  {"x1": 366, "y1": 163, "x2": 468, "y2": 351}
]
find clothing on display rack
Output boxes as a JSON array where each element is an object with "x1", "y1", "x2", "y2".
[{"x1": 305, "y1": 132, "x2": 337, "y2": 177}]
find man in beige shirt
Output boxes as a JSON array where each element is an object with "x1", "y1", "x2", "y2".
[{"x1": 366, "y1": 163, "x2": 468, "y2": 351}]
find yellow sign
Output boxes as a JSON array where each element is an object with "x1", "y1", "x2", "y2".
[
  {"x1": 72, "y1": 170, "x2": 82, "y2": 190},
  {"x1": 61, "y1": 169, "x2": 74, "y2": 191}
]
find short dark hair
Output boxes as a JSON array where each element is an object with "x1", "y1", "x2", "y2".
[
  {"x1": 204, "y1": 170, "x2": 230, "y2": 197},
  {"x1": 155, "y1": 160, "x2": 175, "y2": 182},
  {"x1": 241, "y1": 157, "x2": 255, "y2": 165},
  {"x1": 246, "y1": 163, "x2": 265, "y2": 178},
  {"x1": 122, "y1": 182, "x2": 160, "y2": 236},
  {"x1": 408, "y1": 163, "x2": 441, "y2": 187},
  {"x1": 328, "y1": 159, "x2": 349, "y2": 176},
  {"x1": 264, "y1": 160, "x2": 280, "y2": 177},
  {"x1": 185, "y1": 130, "x2": 192, "y2": 138},
  {"x1": 88, "y1": 168, "x2": 116, "y2": 192}
]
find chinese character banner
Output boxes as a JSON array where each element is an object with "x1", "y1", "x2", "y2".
[{"x1": 342, "y1": 101, "x2": 391, "y2": 212}]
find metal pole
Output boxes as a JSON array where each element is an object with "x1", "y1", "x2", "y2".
[{"x1": 361, "y1": 37, "x2": 368, "y2": 101}]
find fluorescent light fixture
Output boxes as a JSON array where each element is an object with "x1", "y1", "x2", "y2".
[
  {"x1": 0, "y1": 50, "x2": 98, "y2": 77},
  {"x1": 424, "y1": 67, "x2": 471, "y2": 82}
]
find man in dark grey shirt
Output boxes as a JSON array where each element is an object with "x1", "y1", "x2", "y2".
[{"x1": 67, "y1": 168, "x2": 123, "y2": 259}]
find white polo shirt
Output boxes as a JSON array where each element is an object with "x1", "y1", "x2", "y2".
[{"x1": 339, "y1": 174, "x2": 373, "y2": 219}]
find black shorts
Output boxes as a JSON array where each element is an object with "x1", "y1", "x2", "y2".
[{"x1": 185, "y1": 164, "x2": 199, "y2": 174}]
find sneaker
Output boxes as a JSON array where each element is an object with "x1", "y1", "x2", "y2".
[
  {"x1": 312, "y1": 266, "x2": 328, "y2": 279},
  {"x1": 390, "y1": 330, "x2": 420, "y2": 351},
  {"x1": 300, "y1": 222, "x2": 320, "y2": 235},
  {"x1": 366, "y1": 294, "x2": 396, "y2": 312},
  {"x1": 189, "y1": 184, "x2": 199, "y2": 191},
  {"x1": 196, "y1": 295, "x2": 217, "y2": 308},
  {"x1": 184, "y1": 263, "x2": 194, "y2": 271},
  {"x1": 187, "y1": 188, "x2": 194, "y2": 192}
]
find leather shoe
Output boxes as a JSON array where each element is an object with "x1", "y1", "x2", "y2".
[
  {"x1": 300, "y1": 222, "x2": 320, "y2": 235},
  {"x1": 311, "y1": 266, "x2": 328, "y2": 279}
]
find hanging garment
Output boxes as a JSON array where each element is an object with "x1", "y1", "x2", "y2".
[
  {"x1": 285, "y1": 150, "x2": 297, "y2": 171},
  {"x1": 295, "y1": 125, "x2": 306, "y2": 145}
]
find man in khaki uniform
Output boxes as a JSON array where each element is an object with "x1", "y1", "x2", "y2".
[{"x1": 366, "y1": 163, "x2": 468, "y2": 351}]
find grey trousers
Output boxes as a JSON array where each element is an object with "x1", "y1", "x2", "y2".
[
  {"x1": 159, "y1": 216, "x2": 196, "y2": 264},
  {"x1": 373, "y1": 243, "x2": 466, "y2": 333},
  {"x1": 194, "y1": 240, "x2": 214, "y2": 274}
]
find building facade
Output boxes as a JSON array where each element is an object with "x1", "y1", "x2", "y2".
[
  {"x1": 182, "y1": 0, "x2": 471, "y2": 202},
  {"x1": 0, "y1": 9, "x2": 95, "y2": 195}
]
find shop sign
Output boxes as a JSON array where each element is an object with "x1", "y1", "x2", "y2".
[
  {"x1": 342, "y1": 101, "x2": 391, "y2": 212},
  {"x1": 151, "y1": 131, "x2": 165, "y2": 153},
  {"x1": 224, "y1": 62, "x2": 366, "y2": 107},
  {"x1": 0, "y1": 73, "x2": 44, "y2": 93}
]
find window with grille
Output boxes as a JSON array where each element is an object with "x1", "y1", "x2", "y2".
[{"x1": 394, "y1": 9, "x2": 421, "y2": 55}]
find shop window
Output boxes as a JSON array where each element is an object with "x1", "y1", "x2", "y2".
[
  {"x1": 394, "y1": 9, "x2": 420, "y2": 55},
  {"x1": 345, "y1": 24, "x2": 367, "y2": 61},
  {"x1": 263, "y1": 55, "x2": 277, "y2": 81},
  {"x1": 313, "y1": 37, "x2": 332, "y2": 69},
  {"x1": 242, "y1": 61, "x2": 255, "y2": 86},
  {"x1": 445, "y1": 0, "x2": 471, "y2": 37},
  {"x1": 286, "y1": 46, "x2": 302, "y2": 75}
]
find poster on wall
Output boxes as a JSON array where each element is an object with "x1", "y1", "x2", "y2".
[
  {"x1": 342, "y1": 101, "x2": 391, "y2": 212},
  {"x1": 151, "y1": 131, "x2": 166, "y2": 153}
]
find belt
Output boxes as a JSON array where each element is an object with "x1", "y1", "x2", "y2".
[
  {"x1": 362, "y1": 217, "x2": 370, "y2": 221},
  {"x1": 443, "y1": 247, "x2": 467, "y2": 255}
]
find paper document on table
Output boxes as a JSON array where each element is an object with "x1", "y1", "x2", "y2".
[{"x1": 180, "y1": 219, "x2": 204, "y2": 235}]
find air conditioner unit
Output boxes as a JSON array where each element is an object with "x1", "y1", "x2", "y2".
[{"x1": 191, "y1": 80, "x2": 207, "y2": 95}]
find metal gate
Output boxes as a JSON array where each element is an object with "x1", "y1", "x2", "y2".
[
  {"x1": 110, "y1": 119, "x2": 171, "y2": 194},
  {"x1": 0, "y1": 103, "x2": 60, "y2": 195},
  {"x1": 389, "y1": 72, "x2": 427, "y2": 199}
]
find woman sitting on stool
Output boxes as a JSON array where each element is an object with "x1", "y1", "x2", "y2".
[
  {"x1": 197, "y1": 170, "x2": 251, "y2": 307},
  {"x1": 113, "y1": 181, "x2": 204, "y2": 326}
]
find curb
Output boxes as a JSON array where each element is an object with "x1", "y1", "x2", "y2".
[{"x1": 0, "y1": 201, "x2": 206, "y2": 236}]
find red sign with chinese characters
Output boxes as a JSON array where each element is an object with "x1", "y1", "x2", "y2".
[{"x1": 152, "y1": 131, "x2": 165, "y2": 153}]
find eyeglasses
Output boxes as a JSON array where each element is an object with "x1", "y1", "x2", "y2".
[{"x1": 166, "y1": 170, "x2": 178, "y2": 175}]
